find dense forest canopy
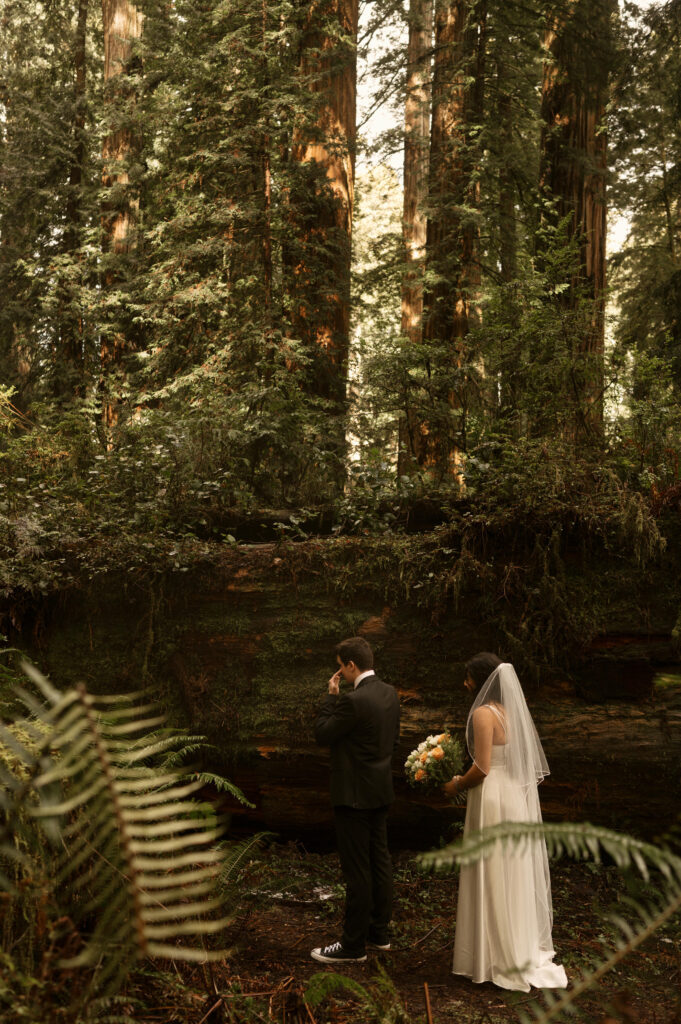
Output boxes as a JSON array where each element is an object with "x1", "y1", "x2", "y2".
[{"x1": 0, "y1": 0, "x2": 679, "y2": 562}]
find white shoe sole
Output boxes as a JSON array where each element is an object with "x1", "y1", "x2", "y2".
[{"x1": 311, "y1": 948, "x2": 368, "y2": 964}]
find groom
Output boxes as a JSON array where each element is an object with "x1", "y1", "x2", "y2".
[{"x1": 311, "y1": 636, "x2": 400, "y2": 964}]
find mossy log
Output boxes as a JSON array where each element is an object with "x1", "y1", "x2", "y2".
[{"x1": 17, "y1": 536, "x2": 681, "y2": 844}]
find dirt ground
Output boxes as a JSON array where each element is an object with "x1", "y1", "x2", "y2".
[{"x1": 130, "y1": 839, "x2": 680, "y2": 1024}]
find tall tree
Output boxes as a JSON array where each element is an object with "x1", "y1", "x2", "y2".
[
  {"x1": 398, "y1": 0, "x2": 433, "y2": 473},
  {"x1": 611, "y1": 0, "x2": 681, "y2": 391},
  {"x1": 418, "y1": 0, "x2": 486, "y2": 474},
  {"x1": 286, "y1": 0, "x2": 360, "y2": 407},
  {"x1": 0, "y1": 0, "x2": 94, "y2": 408},
  {"x1": 540, "y1": 0, "x2": 613, "y2": 439},
  {"x1": 100, "y1": 0, "x2": 144, "y2": 433},
  {"x1": 55, "y1": 0, "x2": 90, "y2": 397}
]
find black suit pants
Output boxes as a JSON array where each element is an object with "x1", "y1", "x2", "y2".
[{"x1": 334, "y1": 805, "x2": 392, "y2": 953}]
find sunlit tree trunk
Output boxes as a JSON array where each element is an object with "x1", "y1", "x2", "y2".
[
  {"x1": 288, "y1": 0, "x2": 359, "y2": 406},
  {"x1": 100, "y1": 0, "x2": 144, "y2": 435},
  {"x1": 399, "y1": 0, "x2": 433, "y2": 474},
  {"x1": 540, "y1": 0, "x2": 612, "y2": 439}
]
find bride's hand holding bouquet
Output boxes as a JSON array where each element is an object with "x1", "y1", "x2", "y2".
[
  {"x1": 404, "y1": 732, "x2": 465, "y2": 801},
  {"x1": 442, "y1": 774, "x2": 464, "y2": 799}
]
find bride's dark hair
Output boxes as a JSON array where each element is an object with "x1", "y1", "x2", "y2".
[{"x1": 465, "y1": 652, "x2": 502, "y2": 692}]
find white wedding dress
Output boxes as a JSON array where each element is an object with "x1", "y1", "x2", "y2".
[{"x1": 453, "y1": 685, "x2": 568, "y2": 992}]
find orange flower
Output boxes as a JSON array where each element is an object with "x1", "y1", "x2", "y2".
[
  {"x1": 436, "y1": 733, "x2": 447, "y2": 744},
  {"x1": 415, "y1": 769, "x2": 426, "y2": 781},
  {"x1": 419, "y1": 750, "x2": 429, "y2": 763},
  {"x1": 431, "y1": 746, "x2": 444, "y2": 760}
]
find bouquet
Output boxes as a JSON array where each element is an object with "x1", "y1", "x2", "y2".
[{"x1": 404, "y1": 732, "x2": 464, "y2": 796}]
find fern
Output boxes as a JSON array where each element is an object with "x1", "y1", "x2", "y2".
[
  {"x1": 418, "y1": 820, "x2": 681, "y2": 1022},
  {"x1": 194, "y1": 771, "x2": 255, "y2": 807},
  {"x1": 219, "y1": 831, "x2": 275, "y2": 888},
  {"x1": 0, "y1": 662, "x2": 236, "y2": 1011},
  {"x1": 305, "y1": 964, "x2": 410, "y2": 1024}
]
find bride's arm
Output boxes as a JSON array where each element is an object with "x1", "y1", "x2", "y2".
[{"x1": 442, "y1": 707, "x2": 493, "y2": 798}]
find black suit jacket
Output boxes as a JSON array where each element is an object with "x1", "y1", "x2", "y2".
[{"x1": 314, "y1": 674, "x2": 401, "y2": 809}]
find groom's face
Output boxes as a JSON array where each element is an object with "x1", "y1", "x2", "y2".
[{"x1": 337, "y1": 656, "x2": 356, "y2": 684}]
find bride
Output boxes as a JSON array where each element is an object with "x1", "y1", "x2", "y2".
[{"x1": 442, "y1": 653, "x2": 568, "y2": 992}]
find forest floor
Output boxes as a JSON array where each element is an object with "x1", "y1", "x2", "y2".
[{"x1": 127, "y1": 839, "x2": 680, "y2": 1024}]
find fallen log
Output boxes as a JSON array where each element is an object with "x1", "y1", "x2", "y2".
[{"x1": 25, "y1": 536, "x2": 681, "y2": 843}]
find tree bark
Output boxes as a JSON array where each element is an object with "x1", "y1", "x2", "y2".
[
  {"x1": 419, "y1": 0, "x2": 486, "y2": 478},
  {"x1": 100, "y1": 0, "x2": 144, "y2": 435},
  {"x1": 220, "y1": 686, "x2": 681, "y2": 843},
  {"x1": 287, "y1": 0, "x2": 359, "y2": 406},
  {"x1": 540, "y1": 0, "x2": 612, "y2": 439},
  {"x1": 56, "y1": 0, "x2": 89, "y2": 398},
  {"x1": 261, "y1": 0, "x2": 273, "y2": 319},
  {"x1": 399, "y1": 0, "x2": 433, "y2": 475},
  {"x1": 497, "y1": 58, "x2": 517, "y2": 286}
]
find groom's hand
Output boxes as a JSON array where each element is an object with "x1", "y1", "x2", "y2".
[{"x1": 328, "y1": 669, "x2": 343, "y2": 695}]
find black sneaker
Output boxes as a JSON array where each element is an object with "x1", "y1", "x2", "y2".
[
  {"x1": 310, "y1": 941, "x2": 367, "y2": 964},
  {"x1": 366, "y1": 933, "x2": 391, "y2": 951}
]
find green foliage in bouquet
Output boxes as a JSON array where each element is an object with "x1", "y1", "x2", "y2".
[{"x1": 404, "y1": 733, "x2": 464, "y2": 794}]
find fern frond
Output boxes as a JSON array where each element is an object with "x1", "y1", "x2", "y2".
[
  {"x1": 418, "y1": 820, "x2": 681, "y2": 884},
  {"x1": 305, "y1": 965, "x2": 409, "y2": 1023},
  {"x1": 195, "y1": 771, "x2": 255, "y2": 807},
  {"x1": 218, "y1": 831, "x2": 275, "y2": 887},
  {"x1": 305, "y1": 971, "x2": 374, "y2": 1008},
  {"x1": 5, "y1": 667, "x2": 234, "y2": 981}
]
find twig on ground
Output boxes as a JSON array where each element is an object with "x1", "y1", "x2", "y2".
[
  {"x1": 424, "y1": 982, "x2": 434, "y2": 1024},
  {"x1": 415, "y1": 925, "x2": 439, "y2": 947},
  {"x1": 196, "y1": 997, "x2": 223, "y2": 1024}
]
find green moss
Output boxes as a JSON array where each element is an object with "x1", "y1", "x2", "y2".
[{"x1": 654, "y1": 671, "x2": 681, "y2": 691}]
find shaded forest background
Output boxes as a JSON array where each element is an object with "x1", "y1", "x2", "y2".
[{"x1": 1, "y1": 0, "x2": 681, "y2": 686}]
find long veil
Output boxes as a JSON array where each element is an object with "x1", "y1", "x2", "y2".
[{"x1": 466, "y1": 662, "x2": 549, "y2": 792}]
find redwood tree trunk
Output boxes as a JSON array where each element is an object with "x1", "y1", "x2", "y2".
[
  {"x1": 100, "y1": 0, "x2": 144, "y2": 435},
  {"x1": 399, "y1": 0, "x2": 433, "y2": 474},
  {"x1": 540, "y1": 0, "x2": 611, "y2": 439},
  {"x1": 421, "y1": 0, "x2": 486, "y2": 476},
  {"x1": 287, "y1": 0, "x2": 359, "y2": 406},
  {"x1": 497, "y1": 57, "x2": 517, "y2": 286}
]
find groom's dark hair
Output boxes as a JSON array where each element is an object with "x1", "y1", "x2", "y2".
[
  {"x1": 465, "y1": 652, "x2": 502, "y2": 691},
  {"x1": 336, "y1": 637, "x2": 374, "y2": 671}
]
